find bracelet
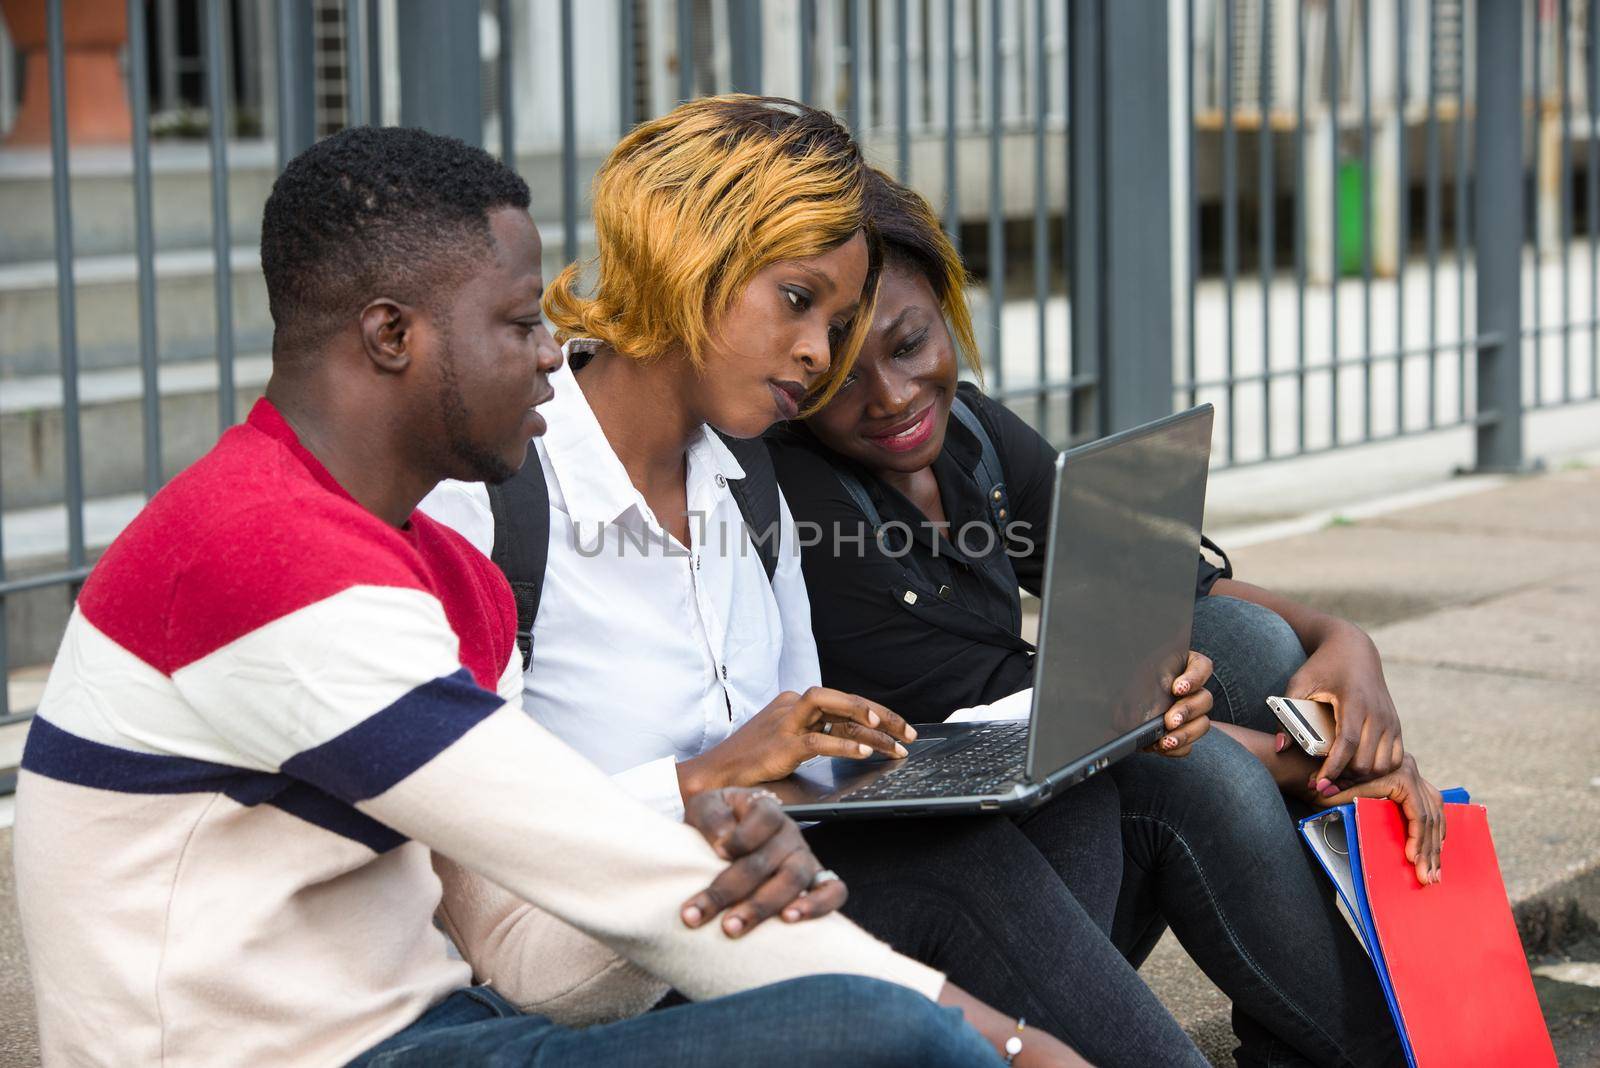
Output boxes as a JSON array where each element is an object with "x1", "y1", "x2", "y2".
[{"x1": 1003, "y1": 1017, "x2": 1026, "y2": 1065}]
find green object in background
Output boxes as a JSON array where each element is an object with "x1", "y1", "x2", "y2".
[{"x1": 1338, "y1": 158, "x2": 1367, "y2": 276}]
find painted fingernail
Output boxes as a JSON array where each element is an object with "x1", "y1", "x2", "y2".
[
  {"x1": 1274, "y1": 733, "x2": 1288, "y2": 753},
  {"x1": 682, "y1": 905, "x2": 703, "y2": 926},
  {"x1": 857, "y1": 743, "x2": 872, "y2": 757},
  {"x1": 1318, "y1": 780, "x2": 1339, "y2": 797},
  {"x1": 1162, "y1": 736, "x2": 1178, "y2": 750},
  {"x1": 894, "y1": 743, "x2": 908, "y2": 758},
  {"x1": 724, "y1": 916, "x2": 745, "y2": 936},
  {"x1": 1171, "y1": 711, "x2": 1184, "y2": 727},
  {"x1": 905, "y1": 724, "x2": 918, "y2": 741},
  {"x1": 1175, "y1": 680, "x2": 1190, "y2": 695},
  {"x1": 783, "y1": 907, "x2": 801, "y2": 922}
]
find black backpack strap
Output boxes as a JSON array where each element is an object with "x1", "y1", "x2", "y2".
[
  {"x1": 1200, "y1": 533, "x2": 1233, "y2": 579},
  {"x1": 950, "y1": 393, "x2": 1011, "y2": 529},
  {"x1": 713, "y1": 432, "x2": 781, "y2": 582},
  {"x1": 486, "y1": 447, "x2": 551, "y2": 671}
]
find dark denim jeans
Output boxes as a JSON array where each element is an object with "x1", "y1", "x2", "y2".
[
  {"x1": 806, "y1": 775, "x2": 1211, "y2": 1068},
  {"x1": 347, "y1": 976, "x2": 1002, "y2": 1067},
  {"x1": 1108, "y1": 594, "x2": 1404, "y2": 1068}
]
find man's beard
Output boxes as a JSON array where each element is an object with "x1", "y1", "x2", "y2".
[{"x1": 439, "y1": 341, "x2": 521, "y2": 485}]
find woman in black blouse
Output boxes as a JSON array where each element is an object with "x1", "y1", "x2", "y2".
[{"x1": 770, "y1": 168, "x2": 1447, "y2": 1067}]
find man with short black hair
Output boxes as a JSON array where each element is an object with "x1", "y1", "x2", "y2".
[{"x1": 12, "y1": 127, "x2": 1016, "y2": 1067}]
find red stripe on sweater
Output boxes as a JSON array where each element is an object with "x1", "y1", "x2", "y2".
[{"x1": 78, "y1": 400, "x2": 515, "y2": 687}]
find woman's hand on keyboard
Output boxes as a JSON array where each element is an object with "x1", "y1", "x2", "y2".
[{"x1": 677, "y1": 687, "x2": 918, "y2": 795}]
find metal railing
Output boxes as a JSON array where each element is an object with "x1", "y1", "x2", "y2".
[
  {"x1": 1181, "y1": 0, "x2": 1597, "y2": 472},
  {"x1": 0, "y1": 0, "x2": 1596, "y2": 750}
]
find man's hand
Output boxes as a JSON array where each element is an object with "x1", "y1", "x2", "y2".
[
  {"x1": 677, "y1": 687, "x2": 917, "y2": 796},
  {"x1": 1286, "y1": 622, "x2": 1404, "y2": 789},
  {"x1": 678, "y1": 787, "x2": 846, "y2": 936},
  {"x1": 1314, "y1": 751, "x2": 1445, "y2": 886},
  {"x1": 1142, "y1": 650, "x2": 1214, "y2": 758}
]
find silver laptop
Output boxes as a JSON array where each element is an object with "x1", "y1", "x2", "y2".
[{"x1": 774, "y1": 404, "x2": 1214, "y2": 820}]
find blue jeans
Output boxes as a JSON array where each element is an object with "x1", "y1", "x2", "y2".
[
  {"x1": 1110, "y1": 595, "x2": 1405, "y2": 1068},
  {"x1": 347, "y1": 976, "x2": 1002, "y2": 1067}
]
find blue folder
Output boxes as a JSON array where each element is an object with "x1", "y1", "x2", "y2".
[{"x1": 1298, "y1": 787, "x2": 1470, "y2": 1068}]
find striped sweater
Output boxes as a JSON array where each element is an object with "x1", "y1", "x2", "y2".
[{"x1": 14, "y1": 399, "x2": 942, "y2": 1067}]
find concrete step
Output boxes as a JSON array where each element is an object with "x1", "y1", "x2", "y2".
[
  {"x1": 0, "y1": 142, "x2": 275, "y2": 265},
  {"x1": 0, "y1": 247, "x2": 273, "y2": 377},
  {"x1": 0, "y1": 141, "x2": 610, "y2": 266},
  {"x1": 1, "y1": 353, "x2": 271, "y2": 511}
]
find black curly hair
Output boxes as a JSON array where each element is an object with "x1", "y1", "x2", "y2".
[{"x1": 260, "y1": 126, "x2": 531, "y2": 357}]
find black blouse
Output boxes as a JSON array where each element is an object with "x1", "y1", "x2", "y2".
[{"x1": 767, "y1": 383, "x2": 1229, "y2": 721}]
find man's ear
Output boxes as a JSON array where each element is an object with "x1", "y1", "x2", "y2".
[{"x1": 358, "y1": 298, "x2": 414, "y2": 374}]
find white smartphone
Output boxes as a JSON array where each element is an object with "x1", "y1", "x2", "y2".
[{"x1": 1266, "y1": 696, "x2": 1338, "y2": 757}]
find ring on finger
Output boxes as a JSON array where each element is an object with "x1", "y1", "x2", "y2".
[
  {"x1": 819, "y1": 721, "x2": 834, "y2": 736},
  {"x1": 809, "y1": 868, "x2": 841, "y2": 891}
]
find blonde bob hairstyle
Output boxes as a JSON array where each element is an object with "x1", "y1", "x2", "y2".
[
  {"x1": 543, "y1": 94, "x2": 880, "y2": 410},
  {"x1": 856, "y1": 166, "x2": 982, "y2": 381}
]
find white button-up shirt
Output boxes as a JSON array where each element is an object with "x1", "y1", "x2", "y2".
[{"x1": 420, "y1": 343, "x2": 822, "y2": 819}]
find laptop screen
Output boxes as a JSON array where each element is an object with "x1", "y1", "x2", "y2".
[{"x1": 1026, "y1": 405, "x2": 1214, "y2": 781}]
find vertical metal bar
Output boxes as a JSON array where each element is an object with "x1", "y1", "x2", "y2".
[
  {"x1": 158, "y1": 0, "x2": 180, "y2": 113},
  {"x1": 1296, "y1": 0, "x2": 1307, "y2": 451},
  {"x1": 677, "y1": 0, "x2": 693, "y2": 102},
  {"x1": 1032, "y1": 0, "x2": 1048, "y2": 430},
  {"x1": 896, "y1": 0, "x2": 910, "y2": 182},
  {"x1": 1187, "y1": 0, "x2": 1198, "y2": 410},
  {"x1": 1328, "y1": 0, "x2": 1341, "y2": 445},
  {"x1": 845, "y1": 0, "x2": 861, "y2": 133},
  {"x1": 46, "y1": 0, "x2": 86, "y2": 576},
  {"x1": 367, "y1": 0, "x2": 382, "y2": 122},
  {"x1": 728, "y1": 1, "x2": 763, "y2": 93},
  {"x1": 800, "y1": 0, "x2": 816, "y2": 106},
  {"x1": 1455, "y1": 3, "x2": 1469, "y2": 421},
  {"x1": 1222, "y1": 0, "x2": 1237, "y2": 463},
  {"x1": 345, "y1": 0, "x2": 367, "y2": 126},
  {"x1": 1531, "y1": 0, "x2": 1544, "y2": 408},
  {"x1": 1360, "y1": 0, "x2": 1373, "y2": 440},
  {"x1": 1426, "y1": 0, "x2": 1439, "y2": 426},
  {"x1": 1259, "y1": 0, "x2": 1274, "y2": 457},
  {"x1": 561, "y1": 0, "x2": 578, "y2": 264},
  {"x1": 1396, "y1": 0, "x2": 1409, "y2": 432},
  {"x1": 397, "y1": 0, "x2": 481, "y2": 143},
  {"x1": 1069, "y1": 0, "x2": 1102, "y2": 439},
  {"x1": 1472, "y1": 0, "x2": 1524, "y2": 469},
  {"x1": 276, "y1": 0, "x2": 315, "y2": 167},
  {"x1": 988, "y1": 0, "x2": 1004, "y2": 390},
  {"x1": 1591, "y1": 0, "x2": 1599, "y2": 397},
  {"x1": 619, "y1": 0, "x2": 636, "y2": 130},
  {"x1": 1101, "y1": 0, "x2": 1174, "y2": 431},
  {"x1": 943, "y1": 0, "x2": 959, "y2": 252},
  {"x1": 129, "y1": 0, "x2": 162, "y2": 496},
  {"x1": 1560, "y1": 0, "x2": 1573, "y2": 402},
  {"x1": 205, "y1": 0, "x2": 236, "y2": 430},
  {"x1": 499, "y1": 0, "x2": 516, "y2": 163}
]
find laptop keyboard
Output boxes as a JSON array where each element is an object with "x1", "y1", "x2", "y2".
[{"x1": 840, "y1": 721, "x2": 1030, "y2": 802}]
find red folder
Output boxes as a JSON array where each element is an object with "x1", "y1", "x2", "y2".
[{"x1": 1354, "y1": 797, "x2": 1556, "y2": 1067}]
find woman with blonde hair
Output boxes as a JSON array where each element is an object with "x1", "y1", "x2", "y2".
[{"x1": 425, "y1": 94, "x2": 1216, "y2": 1066}]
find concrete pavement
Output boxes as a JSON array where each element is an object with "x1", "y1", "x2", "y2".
[
  {"x1": 1136, "y1": 461, "x2": 1600, "y2": 1064},
  {"x1": 0, "y1": 464, "x2": 1597, "y2": 1065}
]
